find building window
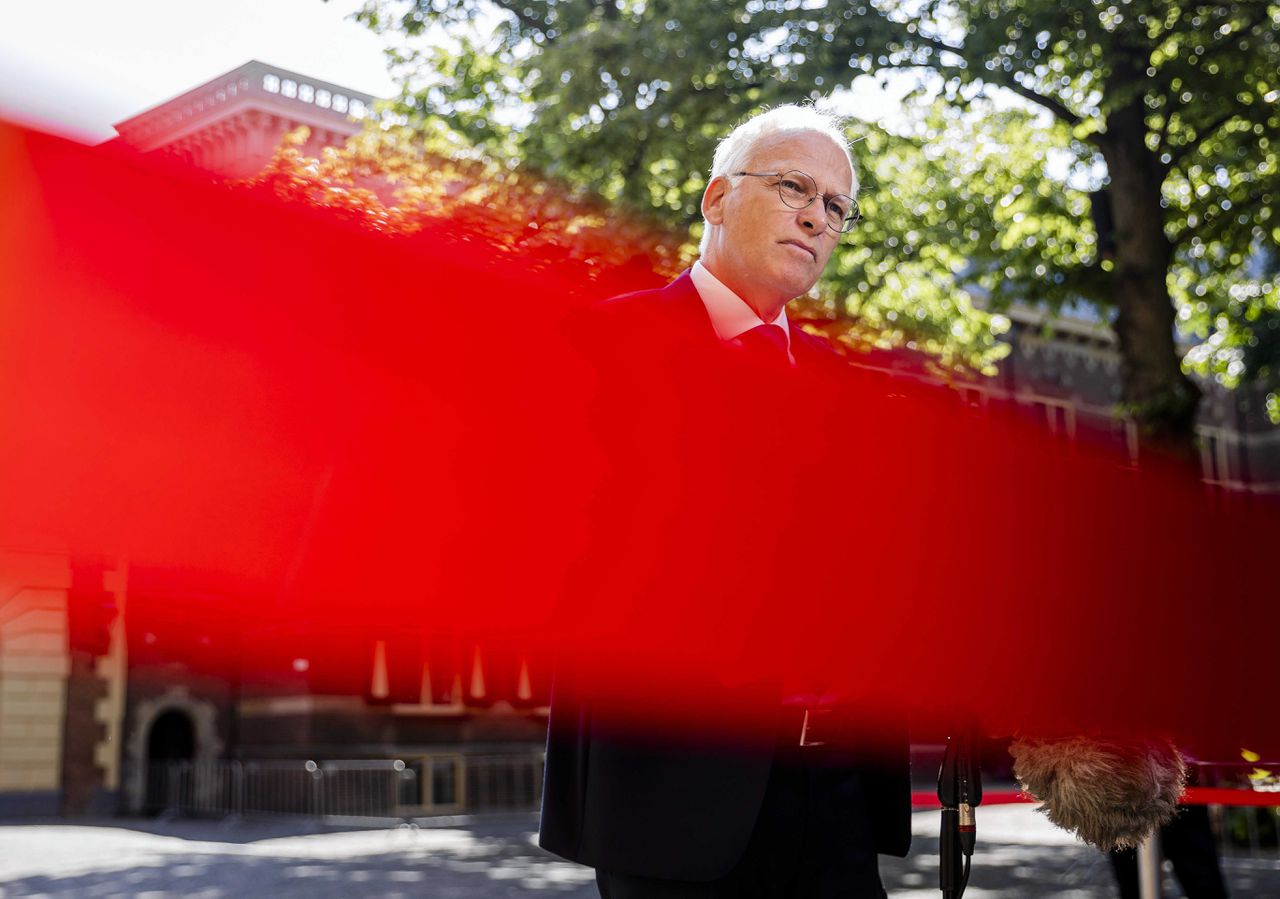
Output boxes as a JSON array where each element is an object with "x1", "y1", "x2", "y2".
[
  {"x1": 315, "y1": 89, "x2": 331, "y2": 108},
  {"x1": 1022, "y1": 397, "x2": 1077, "y2": 443},
  {"x1": 1198, "y1": 428, "x2": 1235, "y2": 484},
  {"x1": 332, "y1": 94, "x2": 348, "y2": 113},
  {"x1": 281, "y1": 79, "x2": 298, "y2": 99},
  {"x1": 263, "y1": 74, "x2": 280, "y2": 93},
  {"x1": 349, "y1": 99, "x2": 366, "y2": 119},
  {"x1": 299, "y1": 83, "x2": 315, "y2": 103}
]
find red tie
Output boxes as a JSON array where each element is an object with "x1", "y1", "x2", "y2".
[{"x1": 733, "y1": 324, "x2": 790, "y2": 369}]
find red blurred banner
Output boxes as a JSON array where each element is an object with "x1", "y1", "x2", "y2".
[{"x1": 0, "y1": 122, "x2": 1275, "y2": 756}]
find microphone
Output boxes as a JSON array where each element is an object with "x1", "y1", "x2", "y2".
[
  {"x1": 1010, "y1": 735, "x2": 1185, "y2": 850},
  {"x1": 939, "y1": 726, "x2": 983, "y2": 899}
]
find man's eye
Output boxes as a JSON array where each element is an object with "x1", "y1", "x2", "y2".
[
  {"x1": 779, "y1": 179, "x2": 806, "y2": 193},
  {"x1": 826, "y1": 200, "x2": 848, "y2": 218}
]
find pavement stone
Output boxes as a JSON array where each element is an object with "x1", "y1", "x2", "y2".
[{"x1": 0, "y1": 806, "x2": 1275, "y2": 897}]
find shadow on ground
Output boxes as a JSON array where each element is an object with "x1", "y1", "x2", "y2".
[
  {"x1": 882, "y1": 829, "x2": 1114, "y2": 897},
  {"x1": 0, "y1": 817, "x2": 593, "y2": 898},
  {"x1": 0, "y1": 812, "x2": 1276, "y2": 897}
]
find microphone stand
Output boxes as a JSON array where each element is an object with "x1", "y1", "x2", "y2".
[{"x1": 939, "y1": 727, "x2": 982, "y2": 899}]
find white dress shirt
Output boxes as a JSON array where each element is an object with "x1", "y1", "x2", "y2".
[{"x1": 690, "y1": 260, "x2": 795, "y2": 365}]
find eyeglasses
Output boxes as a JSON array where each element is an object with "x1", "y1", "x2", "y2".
[{"x1": 732, "y1": 170, "x2": 861, "y2": 233}]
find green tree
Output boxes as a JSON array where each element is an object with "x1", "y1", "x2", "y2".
[{"x1": 349, "y1": 0, "x2": 1280, "y2": 453}]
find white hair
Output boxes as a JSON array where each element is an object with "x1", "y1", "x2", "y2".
[{"x1": 699, "y1": 104, "x2": 856, "y2": 254}]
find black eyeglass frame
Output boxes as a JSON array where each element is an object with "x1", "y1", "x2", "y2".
[{"x1": 731, "y1": 170, "x2": 861, "y2": 233}]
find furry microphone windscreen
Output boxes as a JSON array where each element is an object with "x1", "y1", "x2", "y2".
[{"x1": 1009, "y1": 735, "x2": 1187, "y2": 851}]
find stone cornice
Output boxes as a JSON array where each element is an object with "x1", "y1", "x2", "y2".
[{"x1": 113, "y1": 60, "x2": 378, "y2": 153}]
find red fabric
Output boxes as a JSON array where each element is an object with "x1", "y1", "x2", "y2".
[{"x1": 0, "y1": 121, "x2": 1276, "y2": 754}]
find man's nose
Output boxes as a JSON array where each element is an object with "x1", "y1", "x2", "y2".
[{"x1": 797, "y1": 204, "x2": 822, "y2": 232}]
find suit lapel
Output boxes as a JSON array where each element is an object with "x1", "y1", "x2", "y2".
[{"x1": 659, "y1": 269, "x2": 718, "y2": 343}]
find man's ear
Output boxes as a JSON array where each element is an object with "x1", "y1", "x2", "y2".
[{"x1": 701, "y1": 175, "x2": 730, "y2": 226}]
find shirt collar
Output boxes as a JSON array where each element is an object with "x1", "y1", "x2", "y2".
[{"x1": 690, "y1": 260, "x2": 792, "y2": 354}]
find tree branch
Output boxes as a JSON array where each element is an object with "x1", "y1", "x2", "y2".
[
  {"x1": 1163, "y1": 109, "x2": 1244, "y2": 171},
  {"x1": 1183, "y1": 188, "x2": 1274, "y2": 250},
  {"x1": 884, "y1": 25, "x2": 1084, "y2": 128},
  {"x1": 986, "y1": 71, "x2": 1084, "y2": 129}
]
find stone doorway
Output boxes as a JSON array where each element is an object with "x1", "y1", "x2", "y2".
[{"x1": 143, "y1": 709, "x2": 195, "y2": 814}]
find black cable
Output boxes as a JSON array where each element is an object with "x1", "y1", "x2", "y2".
[
  {"x1": 939, "y1": 729, "x2": 981, "y2": 898},
  {"x1": 943, "y1": 856, "x2": 973, "y2": 899}
]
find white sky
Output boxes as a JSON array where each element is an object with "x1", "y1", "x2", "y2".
[
  {"x1": 0, "y1": 0, "x2": 927, "y2": 146},
  {"x1": 0, "y1": 0, "x2": 400, "y2": 143}
]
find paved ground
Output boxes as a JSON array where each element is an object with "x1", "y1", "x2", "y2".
[{"x1": 0, "y1": 807, "x2": 1276, "y2": 897}]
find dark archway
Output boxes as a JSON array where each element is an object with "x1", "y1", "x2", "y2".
[{"x1": 143, "y1": 709, "x2": 195, "y2": 814}]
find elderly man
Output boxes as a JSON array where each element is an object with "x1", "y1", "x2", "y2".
[{"x1": 540, "y1": 105, "x2": 910, "y2": 899}]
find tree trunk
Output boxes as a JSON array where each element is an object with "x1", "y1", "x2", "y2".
[{"x1": 1098, "y1": 73, "x2": 1202, "y2": 469}]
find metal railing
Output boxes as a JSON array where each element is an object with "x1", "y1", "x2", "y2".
[
  {"x1": 143, "y1": 753, "x2": 544, "y2": 821},
  {"x1": 1195, "y1": 762, "x2": 1280, "y2": 861},
  {"x1": 1213, "y1": 804, "x2": 1280, "y2": 860}
]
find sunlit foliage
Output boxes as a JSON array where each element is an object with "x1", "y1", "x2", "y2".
[{"x1": 246, "y1": 123, "x2": 691, "y2": 285}]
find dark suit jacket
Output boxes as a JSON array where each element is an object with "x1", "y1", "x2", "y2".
[{"x1": 538, "y1": 271, "x2": 912, "y2": 882}]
